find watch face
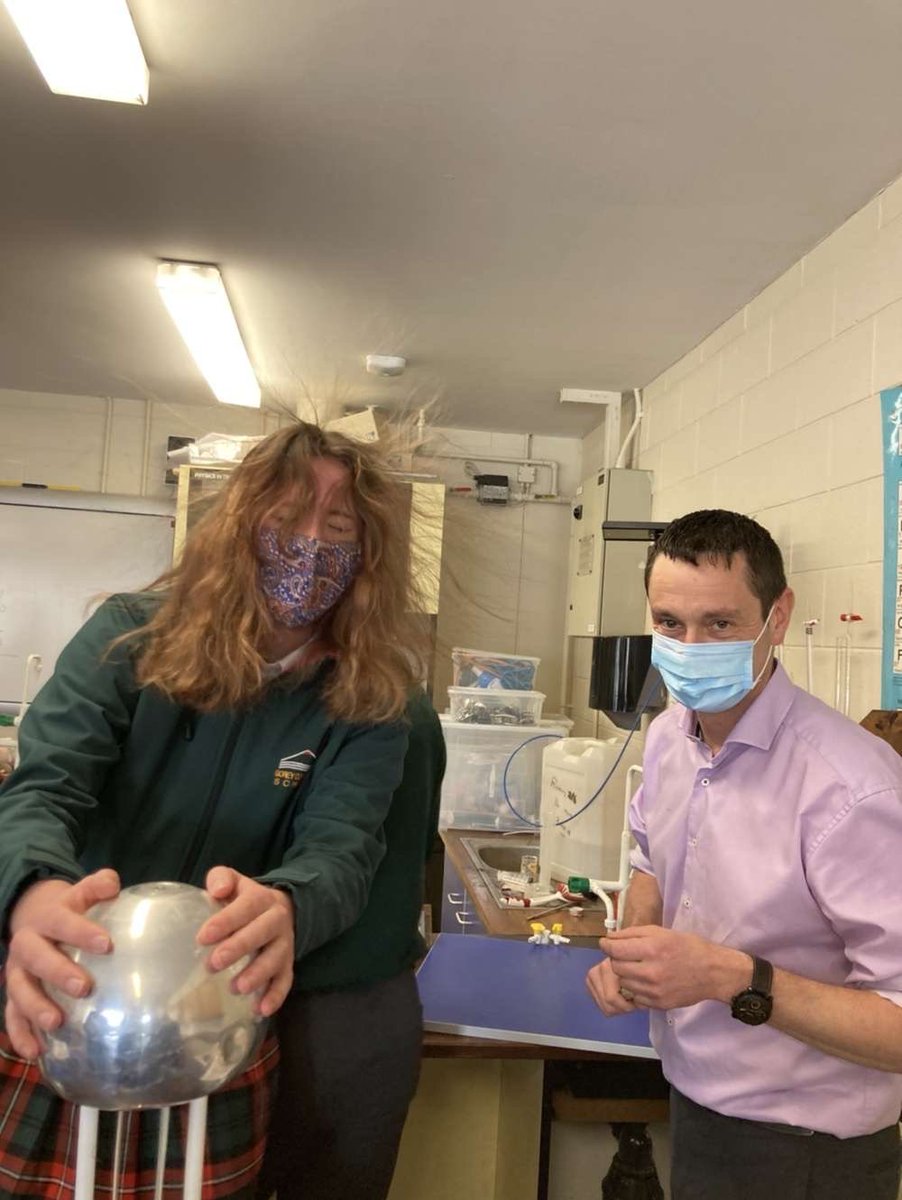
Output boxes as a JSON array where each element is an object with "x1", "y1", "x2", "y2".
[{"x1": 731, "y1": 990, "x2": 773, "y2": 1026}]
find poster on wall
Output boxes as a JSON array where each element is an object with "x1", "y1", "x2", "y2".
[{"x1": 880, "y1": 386, "x2": 902, "y2": 709}]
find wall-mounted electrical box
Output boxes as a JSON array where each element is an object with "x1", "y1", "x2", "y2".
[{"x1": 565, "y1": 468, "x2": 662, "y2": 638}]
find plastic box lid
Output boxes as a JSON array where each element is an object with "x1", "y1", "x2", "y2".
[
  {"x1": 451, "y1": 648, "x2": 540, "y2": 690},
  {"x1": 451, "y1": 647, "x2": 541, "y2": 664},
  {"x1": 446, "y1": 687, "x2": 546, "y2": 727}
]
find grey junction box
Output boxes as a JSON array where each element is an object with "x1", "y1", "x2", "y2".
[{"x1": 565, "y1": 468, "x2": 661, "y2": 638}]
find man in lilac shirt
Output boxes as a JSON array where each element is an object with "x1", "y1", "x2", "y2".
[{"x1": 586, "y1": 509, "x2": 902, "y2": 1199}]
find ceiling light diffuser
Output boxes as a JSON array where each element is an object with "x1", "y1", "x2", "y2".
[
  {"x1": 3, "y1": 0, "x2": 149, "y2": 105},
  {"x1": 156, "y1": 262, "x2": 262, "y2": 410}
]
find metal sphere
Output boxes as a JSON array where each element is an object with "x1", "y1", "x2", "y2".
[{"x1": 39, "y1": 881, "x2": 265, "y2": 1110}]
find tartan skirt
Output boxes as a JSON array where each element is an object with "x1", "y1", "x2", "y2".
[{"x1": 0, "y1": 1028, "x2": 279, "y2": 1199}]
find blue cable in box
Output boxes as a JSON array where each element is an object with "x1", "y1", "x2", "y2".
[
  {"x1": 438, "y1": 716, "x2": 571, "y2": 831},
  {"x1": 451, "y1": 647, "x2": 540, "y2": 690}
]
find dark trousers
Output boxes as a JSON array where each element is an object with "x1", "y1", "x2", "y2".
[
  {"x1": 256, "y1": 971, "x2": 422, "y2": 1200},
  {"x1": 670, "y1": 1087, "x2": 901, "y2": 1200}
]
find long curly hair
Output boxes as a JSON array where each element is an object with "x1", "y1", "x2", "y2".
[{"x1": 130, "y1": 422, "x2": 432, "y2": 723}]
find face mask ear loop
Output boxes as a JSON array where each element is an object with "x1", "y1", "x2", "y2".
[
  {"x1": 752, "y1": 602, "x2": 776, "y2": 646},
  {"x1": 751, "y1": 602, "x2": 778, "y2": 688}
]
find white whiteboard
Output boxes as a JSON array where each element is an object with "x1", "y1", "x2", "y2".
[{"x1": 0, "y1": 490, "x2": 175, "y2": 710}]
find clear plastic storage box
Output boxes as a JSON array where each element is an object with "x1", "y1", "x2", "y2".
[
  {"x1": 447, "y1": 686, "x2": 545, "y2": 726},
  {"x1": 450, "y1": 648, "x2": 540, "y2": 691},
  {"x1": 439, "y1": 716, "x2": 572, "y2": 831}
]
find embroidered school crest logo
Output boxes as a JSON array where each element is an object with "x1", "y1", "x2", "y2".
[{"x1": 273, "y1": 749, "x2": 317, "y2": 788}]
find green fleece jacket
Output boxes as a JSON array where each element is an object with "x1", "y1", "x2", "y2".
[{"x1": 0, "y1": 593, "x2": 444, "y2": 990}]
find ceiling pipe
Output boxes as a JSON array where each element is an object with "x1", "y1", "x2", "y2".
[
  {"x1": 614, "y1": 388, "x2": 644, "y2": 469},
  {"x1": 425, "y1": 451, "x2": 559, "y2": 498}
]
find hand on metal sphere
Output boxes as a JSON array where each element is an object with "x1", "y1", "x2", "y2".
[
  {"x1": 198, "y1": 866, "x2": 295, "y2": 1018},
  {"x1": 5, "y1": 869, "x2": 120, "y2": 1059},
  {"x1": 38, "y1": 882, "x2": 266, "y2": 1109}
]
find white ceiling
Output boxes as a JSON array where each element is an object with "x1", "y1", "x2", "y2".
[{"x1": 3, "y1": 0, "x2": 902, "y2": 436}]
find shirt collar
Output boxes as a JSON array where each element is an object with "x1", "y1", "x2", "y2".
[
  {"x1": 262, "y1": 637, "x2": 313, "y2": 680},
  {"x1": 677, "y1": 660, "x2": 797, "y2": 751}
]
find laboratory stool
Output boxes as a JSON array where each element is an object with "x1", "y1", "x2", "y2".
[
  {"x1": 74, "y1": 1096, "x2": 208, "y2": 1200},
  {"x1": 549, "y1": 1058, "x2": 669, "y2": 1200}
]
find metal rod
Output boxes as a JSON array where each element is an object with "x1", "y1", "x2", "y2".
[
  {"x1": 183, "y1": 1096, "x2": 208, "y2": 1200},
  {"x1": 74, "y1": 1107, "x2": 100, "y2": 1200},
  {"x1": 140, "y1": 398, "x2": 153, "y2": 497},
  {"x1": 100, "y1": 395, "x2": 114, "y2": 492},
  {"x1": 834, "y1": 637, "x2": 850, "y2": 714},
  {"x1": 110, "y1": 1111, "x2": 126, "y2": 1200},
  {"x1": 154, "y1": 1107, "x2": 171, "y2": 1200}
]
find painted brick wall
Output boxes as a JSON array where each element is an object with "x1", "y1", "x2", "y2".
[
  {"x1": 589, "y1": 176, "x2": 902, "y2": 721},
  {"x1": 427, "y1": 426, "x2": 581, "y2": 714},
  {"x1": 0, "y1": 389, "x2": 288, "y2": 496},
  {"x1": 0, "y1": 391, "x2": 581, "y2": 712}
]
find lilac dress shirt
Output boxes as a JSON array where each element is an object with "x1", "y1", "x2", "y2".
[{"x1": 630, "y1": 662, "x2": 902, "y2": 1137}]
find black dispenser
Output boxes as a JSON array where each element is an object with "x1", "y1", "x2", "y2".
[{"x1": 589, "y1": 634, "x2": 663, "y2": 714}]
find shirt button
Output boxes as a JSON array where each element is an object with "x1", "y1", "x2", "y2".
[
  {"x1": 667, "y1": 1016, "x2": 674, "y2": 1026},
  {"x1": 700, "y1": 778, "x2": 710, "y2": 786},
  {"x1": 689, "y1": 837, "x2": 698, "y2": 847},
  {"x1": 682, "y1": 897, "x2": 691, "y2": 908}
]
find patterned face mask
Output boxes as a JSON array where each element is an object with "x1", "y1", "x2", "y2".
[{"x1": 257, "y1": 528, "x2": 362, "y2": 628}]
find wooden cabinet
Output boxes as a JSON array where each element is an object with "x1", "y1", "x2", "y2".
[
  {"x1": 388, "y1": 1056, "x2": 543, "y2": 1200},
  {"x1": 173, "y1": 464, "x2": 232, "y2": 562},
  {"x1": 440, "y1": 854, "x2": 486, "y2": 935}
]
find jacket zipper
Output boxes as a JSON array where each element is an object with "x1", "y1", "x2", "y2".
[{"x1": 176, "y1": 714, "x2": 244, "y2": 882}]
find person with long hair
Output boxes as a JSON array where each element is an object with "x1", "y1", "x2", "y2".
[{"x1": 0, "y1": 421, "x2": 445, "y2": 1199}]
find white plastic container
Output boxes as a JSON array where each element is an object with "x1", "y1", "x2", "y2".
[
  {"x1": 439, "y1": 716, "x2": 571, "y2": 831},
  {"x1": 447, "y1": 687, "x2": 545, "y2": 726},
  {"x1": 538, "y1": 733, "x2": 643, "y2": 888},
  {"x1": 451, "y1": 648, "x2": 540, "y2": 691}
]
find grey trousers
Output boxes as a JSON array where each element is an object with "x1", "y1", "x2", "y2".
[
  {"x1": 256, "y1": 970, "x2": 422, "y2": 1200},
  {"x1": 670, "y1": 1087, "x2": 901, "y2": 1200}
]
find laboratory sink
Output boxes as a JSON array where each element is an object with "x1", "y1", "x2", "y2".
[
  {"x1": 462, "y1": 837, "x2": 539, "y2": 874},
  {"x1": 458, "y1": 834, "x2": 541, "y2": 905}
]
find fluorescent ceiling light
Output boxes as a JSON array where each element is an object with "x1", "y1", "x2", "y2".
[
  {"x1": 156, "y1": 262, "x2": 262, "y2": 410},
  {"x1": 3, "y1": 0, "x2": 149, "y2": 105}
]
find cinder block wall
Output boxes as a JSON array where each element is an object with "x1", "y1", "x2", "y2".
[
  {"x1": 0, "y1": 393, "x2": 581, "y2": 712},
  {"x1": 581, "y1": 175, "x2": 902, "y2": 720}
]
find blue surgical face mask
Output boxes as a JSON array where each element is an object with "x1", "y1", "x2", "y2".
[{"x1": 651, "y1": 606, "x2": 775, "y2": 714}]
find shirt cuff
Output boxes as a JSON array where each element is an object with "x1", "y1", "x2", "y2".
[
  {"x1": 873, "y1": 989, "x2": 902, "y2": 1007},
  {"x1": 630, "y1": 845, "x2": 653, "y2": 875}
]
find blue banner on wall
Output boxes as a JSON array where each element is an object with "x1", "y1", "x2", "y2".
[{"x1": 881, "y1": 386, "x2": 902, "y2": 709}]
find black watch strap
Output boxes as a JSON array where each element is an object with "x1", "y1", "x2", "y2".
[
  {"x1": 730, "y1": 955, "x2": 774, "y2": 1024},
  {"x1": 750, "y1": 955, "x2": 773, "y2": 996}
]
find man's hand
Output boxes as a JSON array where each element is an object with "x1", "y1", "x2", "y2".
[
  {"x1": 197, "y1": 867, "x2": 295, "y2": 1018},
  {"x1": 595, "y1": 925, "x2": 750, "y2": 1011},
  {"x1": 586, "y1": 956, "x2": 639, "y2": 1017},
  {"x1": 5, "y1": 869, "x2": 120, "y2": 1059}
]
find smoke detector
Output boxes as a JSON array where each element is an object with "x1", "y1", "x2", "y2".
[{"x1": 366, "y1": 354, "x2": 407, "y2": 377}]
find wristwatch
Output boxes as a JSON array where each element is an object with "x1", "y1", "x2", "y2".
[{"x1": 730, "y1": 955, "x2": 774, "y2": 1025}]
